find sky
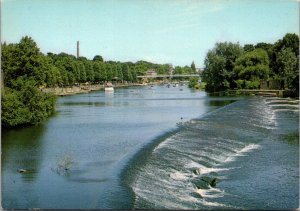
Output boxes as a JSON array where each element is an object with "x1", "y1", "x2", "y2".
[{"x1": 1, "y1": 0, "x2": 299, "y2": 67}]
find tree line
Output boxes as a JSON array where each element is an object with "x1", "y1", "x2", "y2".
[
  {"x1": 202, "y1": 33, "x2": 299, "y2": 95},
  {"x1": 1, "y1": 36, "x2": 196, "y2": 128}
]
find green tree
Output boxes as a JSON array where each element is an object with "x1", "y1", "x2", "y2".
[
  {"x1": 271, "y1": 33, "x2": 299, "y2": 76},
  {"x1": 244, "y1": 44, "x2": 255, "y2": 52},
  {"x1": 191, "y1": 61, "x2": 196, "y2": 72},
  {"x1": 188, "y1": 77, "x2": 199, "y2": 89},
  {"x1": 93, "y1": 55, "x2": 104, "y2": 62},
  {"x1": 174, "y1": 66, "x2": 183, "y2": 75},
  {"x1": 233, "y1": 49, "x2": 270, "y2": 89},
  {"x1": 2, "y1": 36, "x2": 47, "y2": 86},
  {"x1": 276, "y1": 47, "x2": 298, "y2": 90},
  {"x1": 78, "y1": 62, "x2": 87, "y2": 82},
  {"x1": 122, "y1": 64, "x2": 132, "y2": 82},
  {"x1": 93, "y1": 62, "x2": 101, "y2": 82},
  {"x1": 2, "y1": 79, "x2": 56, "y2": 128},
  {"x1": 85, "y1": 61, "x2": 95, "y2": 82},
  {"x1": 202, "y1": 42, "x2": 243, "y2": 92}
]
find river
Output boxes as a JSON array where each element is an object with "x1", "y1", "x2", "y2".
[{"x1": 1, "y1": 84, "x2": 298, "y2": 209}]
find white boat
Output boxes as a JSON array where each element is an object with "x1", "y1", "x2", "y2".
[{"x1": 105, "y1": 87, "x2": 114, "y2": 92}]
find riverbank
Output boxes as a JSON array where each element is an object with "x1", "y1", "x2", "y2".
[{"x1": 40, "y1": 83, "x2": 145, "y2": 96}]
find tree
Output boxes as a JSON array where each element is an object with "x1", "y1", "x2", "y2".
[
  {"x1": 174, "y1": 66, "x2": 183, "y2": 75},
  {"x1": 202, "y1": 51, "x2": 227, "y2": 92},
  {"x1": 93, "y1": 62, "x2": 101, "y2": 82},
  {"x1": 202, "y1": 42, "x2": 243, "y2": 92},
  {"x1": 2, "y1": 78, "x2": 56, "y2": 128},
  {"x1": 244, "y1": 44, "x2": 255, "y2": 52},
  {"x1": 2, "y1": 36, "x2": 47, "y2": 86},
  {"x1": 188, "y1": 77, "x2": 199, "y2": 89},
  {"x1": 233, "y1": 49, "x2": 270, "y2": 89},
  {"x1": 191, "y1": 61, "x2": 196, "y2": 71},
  {"x1": 122, "y1": 64, "x2": 132, "y2": 82},
  {"x1": 276, "y1": 47, "x2": 298, "y2": 90},
  {"x1": 93, "y1": 55, "x2": 104, "y2": 62},
  {"x1": 271, "y1": 33, "x2": 299, "y2": 76},
  {"x1": 85, "y1": 61, "x2": 95, "y2": 82}
]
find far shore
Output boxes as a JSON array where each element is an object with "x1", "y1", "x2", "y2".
[
  {"x1": 40, "y1": 81, "x2": 174, "y2": 96},
  {"x1": 40, "y1": 83, "x2": 146, "y2": 96},
  {"x1": 41, "y1": 82, "x2": 295, "y2": 98}
]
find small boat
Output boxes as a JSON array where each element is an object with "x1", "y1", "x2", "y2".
[
  {"x1": 105, "y1": 87, "x2": 114, "y2": 92},
  {"x1": 105, "y1": 82, "x2": 114, "y2": 92}
]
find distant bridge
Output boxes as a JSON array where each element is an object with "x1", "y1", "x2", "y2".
[{"x1": 137, "y1": 74, "x2": 200, "y2": 78}]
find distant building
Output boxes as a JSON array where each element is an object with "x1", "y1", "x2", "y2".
[{"x1": 146, "y1": 69, "x2": 157, "y2": 76}]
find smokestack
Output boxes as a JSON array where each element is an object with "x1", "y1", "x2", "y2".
[{"x1": 77, "y1": 41, "x2": 79, "y2": 58}]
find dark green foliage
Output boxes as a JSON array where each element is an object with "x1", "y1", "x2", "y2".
[
  {"x1": 188, "y1": 77, "x2": 199, "y2": 89},
  {"x1": 244, "y1": 44, "x2": 255, "y2": 52},
  {"x1": 93, "y1": 55, "x2": 104, "y2": 62},
  {"x1": 1, "y1": 37, "x2": 57, "y2": 128},
  {"x1": 203, "y1": 33, "x2": 299, "y2": 95},
  {"x1": 276, "y1": 48, "x2": 298, "y2": 90},
  {"x1": 234, "y1": 49, "x2": 270, "y2": 89},
  {"x1": 191, "y1": 61, "x2": 196, "y2": 71},
  {"x1": 202, "y1": 42, "x2": 243, "y2": 92},
  {"x1": 174, "y1": 65, "x2": 196, "y2": 75},
  {"x1": 2, "y1": 36, "x2": 46, "y2": 87},
  {"x1": 2, "y1": 79, "x2": 56, "y2": 128}
]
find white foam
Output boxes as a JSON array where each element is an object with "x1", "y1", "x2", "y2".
[
  {"x1": 274, "y1": 109, "x2": 299, "y2": 112},
  {"x1": 223, "y1": 156, "x2": 237, "y2": 163},
  {"x1": 152, "y1": 140, "x2": 170, "y2": 152},
  {"x1": 169, "y1": 171, "x2": 188, "y2": 181},
  {"x1": 201, "y1": 199, "x2": 227, "y2": 207},
  {"x1": 195, "y1": 188, "x2": 225, "y2": 199},
  {"x1": 186, "y1": 161, "x2": 232, "y2": 174},
  {"x1": 270, "y1": 104, "x2": 299, "y2": 108},
  {"x1": 238, "y1": 144, "x2": 261, "y2": 153},
  {"x1": 222, "y1": 144, "x2": 261, "y2": 164}
]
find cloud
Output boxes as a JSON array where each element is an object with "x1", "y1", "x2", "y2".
[{"x1": 175, "y1": 1, "x2": 225, "y2": 18}]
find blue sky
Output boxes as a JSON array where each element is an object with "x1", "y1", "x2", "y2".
[{"x1": 1, "y1": 0, "x2": 299, "y2": 67}]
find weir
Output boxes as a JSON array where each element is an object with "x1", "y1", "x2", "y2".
[
  {"x1": 209, "y1": 89, "x2": 292, "y2": 97},
  {"x1": 127, "y1": 97, "x2": 299, "y2": 210}
]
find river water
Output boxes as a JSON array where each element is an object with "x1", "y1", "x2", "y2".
[{"x1": 2, "y1": 85, "x2": 298, "y2": 209}]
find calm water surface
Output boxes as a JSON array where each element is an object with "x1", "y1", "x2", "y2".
[{"x1": 2, "y1": 85, "x2": 298, "y2": 209}]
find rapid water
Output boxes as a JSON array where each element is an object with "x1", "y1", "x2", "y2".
[{"x1": 124, "y1": 97, "x2": 299, "y2": 209}]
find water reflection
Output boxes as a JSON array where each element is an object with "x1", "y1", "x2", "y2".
[
  {"x1": 206, "y1": 99, "x2": 237, "y2": 107},
  {"x1": 2, "y1": 125, "x2": 47, "y2": 209},
  {"x1": 2, "y1": 125, "x2": 46, "y2": 183},
  {"x1": 60, "y1": 101, "x2": 106, "y2": 107}
]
